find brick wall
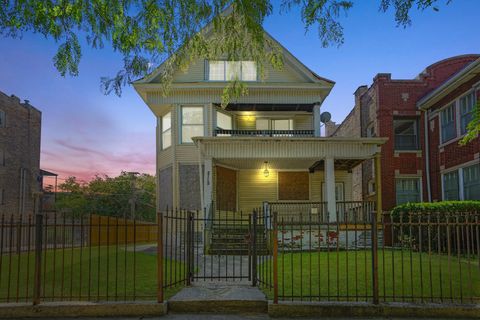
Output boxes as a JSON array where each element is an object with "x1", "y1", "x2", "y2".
[
  {"x1": 336, "y1": 55, "x2": 479, "y2": 210},
  {"x1": 0, "y1": 91, "x2": 41, "y2": 215}
]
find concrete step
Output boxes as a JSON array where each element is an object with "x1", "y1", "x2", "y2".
[{"x1": 168, "y1": 283, "x2": 268, "y2": 314}]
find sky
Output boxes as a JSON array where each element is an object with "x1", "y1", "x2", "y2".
[{"x1": 0, "y1": 0, "x2": 479, "y2": 185}]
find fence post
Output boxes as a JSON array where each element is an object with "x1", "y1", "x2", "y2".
[
  {"x1": 157, "y1": 211, "x2": 164, "y2": 303},
  {"x1": 33, "y1": 212, "x2": 43, "y2": 305},
  {"x1": 273, "y1": 212, "x2": 278, "y2": 304},
  {"x1": 186, "y1": 211, "x2": 193, "y2": 286},
  {"x1": 252, "y1": 210, "x2": 257, "y2": 287},
  {"x1": 371, "y1": 211, "x2": 379, "y2": 305}
]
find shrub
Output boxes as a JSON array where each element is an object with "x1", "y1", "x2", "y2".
[{"x1": 391, "y1": 201, "x2": 480, "y2": 216}]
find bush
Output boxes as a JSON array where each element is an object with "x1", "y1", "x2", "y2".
[{"x1": 391, "y1": 200, "x2": 480, "y2": 216}]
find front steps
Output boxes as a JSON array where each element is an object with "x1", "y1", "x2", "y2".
[{"x1": 207, "y1": 224, "x2": 269, "y2": 255}]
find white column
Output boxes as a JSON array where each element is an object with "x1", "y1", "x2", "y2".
[
  {"x1": 203, "y1": 158, "x2": 213, "y2": 218},
  {"x1": 325, "y1": 157, "x2": 336, "y2": 222},
  {"x1": 313, "y1": 103, "x2": 321, "y2": 137}
]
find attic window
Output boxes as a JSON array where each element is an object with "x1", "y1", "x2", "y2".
[{"x1": 207, "y1": 61, "x2": 256, "y2": 81}]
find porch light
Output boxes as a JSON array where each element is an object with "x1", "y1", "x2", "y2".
[{"x1": 263, "y1": 161, "x2": 270, "y2": 177}]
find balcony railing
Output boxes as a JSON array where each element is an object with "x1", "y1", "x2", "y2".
[{"x1": 214, "y1": 129, "x2": 314, "y2": 137}]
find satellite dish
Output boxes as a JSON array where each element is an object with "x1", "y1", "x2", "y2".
[{"x1": 320, "y1": 112, "x2": 331, "y2": 124}]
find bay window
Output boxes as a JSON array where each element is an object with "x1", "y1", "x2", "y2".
[{"x1": 181, "y1": 106, "x2": 204, "y2": 143}]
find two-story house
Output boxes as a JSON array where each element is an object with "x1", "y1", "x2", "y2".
[{"x1": 134, "y1": 26, "x2": 386, "y2": 225}]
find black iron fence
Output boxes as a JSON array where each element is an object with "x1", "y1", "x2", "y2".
[
  {"x1": 1, "y1": 208, "x2": 478, "y2": 306},
  {"x1": 266, "y1": 210, "x2": 480, "y2": 304}
]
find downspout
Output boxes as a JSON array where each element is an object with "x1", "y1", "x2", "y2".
[{"x1": 424, "y1": 109, "x2": 432, "y2": 202}]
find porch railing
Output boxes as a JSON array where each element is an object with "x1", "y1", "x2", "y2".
[
  {"x1": 214, "y1": 129, "x2": 314, "y2": 137},
  {"x1": 267, "y1": 201, "x2": 376, "y2": 224}
]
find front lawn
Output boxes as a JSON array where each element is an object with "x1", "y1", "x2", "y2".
[
  {"x1": 260, "y1": 250, "x2": 479, "y2": 303},
  {"x1": 0, "y1": 244, "x2": 185, "y2": 302}
]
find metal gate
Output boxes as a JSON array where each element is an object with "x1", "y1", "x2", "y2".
[{"x1": 160, "y1": 208, "x2": 273, "y2": 288}]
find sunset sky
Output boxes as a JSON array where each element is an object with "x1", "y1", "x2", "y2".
[{"x1": 0, "y1": 1, "x2": 478, "y2": 184}]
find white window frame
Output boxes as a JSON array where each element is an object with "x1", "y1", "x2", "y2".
[
  {"x1": 161, "y1": 112, "x2": 172, "y2": 150},
  {"x1": 459, "y1": 91, "x2": 476, "y2": 135},
  {"x1": 180, "y1": 106, "x2": 204, "y2": 144},
  {"x1": 207, "y1": 60, "x2": 257, "y2": 81},
  {"x1": 395, "y1": 177, "x2": 422, "y2": 205},
  {"x1": 393, "y1": 118, "x2": 419, "y2": 150},
  {"x1": 442, "y1": 162, "x2": 480, "y2": 201},
  {"x1": 321, "y1": 182, "x2": 345, "y2": 202},
  {"x1": 440, "y1": 103, "x2": 456, "y2": 143}
]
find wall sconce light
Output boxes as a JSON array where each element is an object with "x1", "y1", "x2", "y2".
[{"x1": 263, "y1": 161, "x2": 270, "y2": 177}]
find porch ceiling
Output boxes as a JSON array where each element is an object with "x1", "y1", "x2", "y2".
[
  {"x1": 215, "y1": 158, "x2": 318, "y2": 170},
  {"x1": 193, "y1": 136, "x2": 388, "y2": 164}
]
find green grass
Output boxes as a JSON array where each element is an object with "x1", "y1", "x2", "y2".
[
  {"x1": 0, "y1": 244, "x2": 185, "y2": 302},
  {"x1": 259, "y1": 250, "x2": 480, "y2": 302}
]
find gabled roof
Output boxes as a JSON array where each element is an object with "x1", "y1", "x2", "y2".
[{"x1": 133, "y1": 7, "x2": 334, "y2": 86}]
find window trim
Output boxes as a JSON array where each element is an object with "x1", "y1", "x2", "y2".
[
  {"x1": 161, "y1": 111, "x2": 172, "y2": 150},
  {"x1": 206, "y1": 60, "x2": 258, "y2": 82},
  {"x1": 442, "y1": 161, "x2": 480, "y2": 201},
  {"x1": 459, "y1": 91, "x2": 476, "y2": 135},
  {"x1": 395, "y1": 177, "x2": 422, "y2": 205},
  {"x1": 440, "y1": 103, "x2": 456, "y2": 144},
  {"x1": 180, "y1": 105, "x2": 205, "y2": 144},
  {"x1": 393, "y1": 117, "x2": 419, "y2": 151},
  {"x1": 437, "y1": 89, "x2": 477, "y2": 147}
]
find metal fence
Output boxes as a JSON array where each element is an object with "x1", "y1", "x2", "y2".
[
  {"x1": 267, "y1": 210, "x2": 480, "y2": 304},
  {"x1": 0, "y1": 212, "x2": 160, "y2": 304}
]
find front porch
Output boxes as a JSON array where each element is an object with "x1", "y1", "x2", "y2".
[{"x1": 193, "y1": 136, "x2": 387, "y2": 223}]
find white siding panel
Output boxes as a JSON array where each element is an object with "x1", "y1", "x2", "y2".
[
  {"x1": 238, "y1": 170, "x2": 277, "y2": 212},
  {"x1": 294, "y1": 115, "x2": 313, "y2": 130}
]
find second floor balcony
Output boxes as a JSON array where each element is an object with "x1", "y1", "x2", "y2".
[{"x1": 214, "y1": 128, "x2": 315, "y2": 137}]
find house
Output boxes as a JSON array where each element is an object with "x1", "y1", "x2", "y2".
[
  {"x1": 0, "y1": 91, "x2": 42, "y2": 216},
  {"x1": 134, "y1": 17, "x2": 386, "y2": 225},
  {"x1": 331, "y1": 55, "x2": 480, "y2": 211}
]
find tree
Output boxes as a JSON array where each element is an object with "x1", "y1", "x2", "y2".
[
  {"x1": 0, "y1": 0, "x2": 452, "y2": 95},
  {"x1": 56, "y1": 172, "x2": 156, "y2": 221},
  {"x1": 3, "y1": 1, "x2": 474, "y2": 139}
]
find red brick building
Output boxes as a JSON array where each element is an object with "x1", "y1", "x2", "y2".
[{"x1": 332, "y1": 55, "x2": 480, "y2": 210}]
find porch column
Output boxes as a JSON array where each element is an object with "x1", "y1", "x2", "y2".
[
  {"x1": 203, "y1": 158, "x2": 213, "y2": 218},
  {"x1": 325, "y1": 157, "x2": 336, "y2": 222},
  {"x1": 313, "y1": 103, "x2": 321, "y2": 137}
]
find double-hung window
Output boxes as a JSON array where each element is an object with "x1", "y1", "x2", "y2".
[
  {"x1": 181, "y1": 106, "x2": 204, "y2": 143},
  {"x1": 394, "y1": 118, "x2": 419, "y2": 150},
  {"x1": 459, "y1": 92, "x2": 475, "y2": 135},
  {"x1": 463, "y1": 164, "x2": 480, "y2": 200},
  {"x1": 443, "y1": 171, "x2": 459, "y2": 200},
  {"x1": 441, "y1": 104, "x2": 456, "y2": 143},
  {"x1": 208, "y1": 61, "x2": 257, "y2": 81},
  {"x1": 395, "y1": 178, "x2": 421, "y2": 204},
  {"x1": 161, "y1": 112, "x2": 171, "y2": 150}
]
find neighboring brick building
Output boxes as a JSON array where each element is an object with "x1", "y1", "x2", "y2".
[
  {"x1": 0, "y1": 91, "x2": 42, "y2": 215},
  {"x1": 332, "y1": 55, "x2": 480, "y2": 210}
]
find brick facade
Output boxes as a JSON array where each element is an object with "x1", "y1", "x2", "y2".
[
  {"x1": 334, "y1": 55, "x2": 480, "y2": 210},
  {"x1": 0, "y1": 91, "x2": 42, "y2": 215}
]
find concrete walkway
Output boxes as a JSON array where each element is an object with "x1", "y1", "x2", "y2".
[{"x1": 168, "y1": 282, "x2": 268, "y2": 314}]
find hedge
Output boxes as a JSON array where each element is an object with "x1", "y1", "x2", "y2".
[{"x1": 391, "y1": 200, "x2": 480, "y2": 216}]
